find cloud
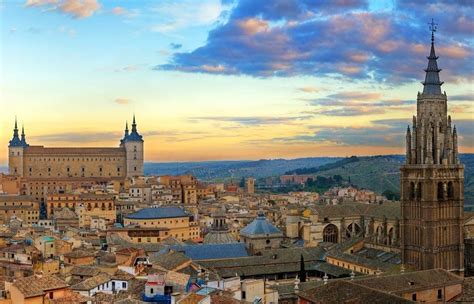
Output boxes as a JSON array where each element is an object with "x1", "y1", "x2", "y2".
[
  {"x1": 25, "y1": 0, "x2": 100, "y2": 19},
  {"x1": 156, "y1": 0, "x2": 473, "y2": 84},
  {"x1": 170, "y1": 43, "x2": 182, "y2": 50},
  {"x1": 305, "y1": 90, "x2": 414, "y2": 116},
  {"x1": 188, "y1": 115, "x2": 312, "y2": 126},
  {"x1": 31, "y1": 131, "x2": 120, "y2": 143},
  {"x1": 297, "y1": 86, "x2": 318, "y2": 93},
  {"x1": 150, "y1": 0, "x2": 229, "y2": 33},
  {"x1": 114, "y1": 65, "x2": 141, "y2": 72},
  {"x1": 114, "y1": 98, "x2": 131, "y2": 105},
  {"x1": 111, "y1": 6, "x2": 125, "y2": 15},
  {"x1": 312, "y1": 108, "x2": 385, "y2": 116},
  {"x1": 450, "y1": 93, "x2": 474, "y2": 101}
]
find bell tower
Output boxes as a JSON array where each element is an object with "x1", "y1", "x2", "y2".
[{"x1": 400, "y1": 20, "x2": 464, "y2": 275}]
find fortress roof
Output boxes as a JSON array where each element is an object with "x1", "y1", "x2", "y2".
[{"x1": 24, "y1": 146, "x2": 125, "y2": 155}]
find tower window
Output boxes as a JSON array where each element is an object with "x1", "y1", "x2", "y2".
[
  {"x1": 437, "y1": 182, "x2": 445, "y2": 201},
  {"x1": 416, "y1": 183, "x2": 422, "y2": 200},
  {"x1": 409, "y1": 182, "x2": 415, "y2": 200},
  {"x1": 447, "y1": 182, "x2": 454, "y2": 199}
]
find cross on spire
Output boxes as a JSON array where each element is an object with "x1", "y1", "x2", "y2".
[{"x1": 429, "y1": 18, "x2": 437, "y2": 43}]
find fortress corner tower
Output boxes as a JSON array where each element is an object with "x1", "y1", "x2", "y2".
[{"x1": 400, "y1": 21, "x2": 464, "y2": 275}]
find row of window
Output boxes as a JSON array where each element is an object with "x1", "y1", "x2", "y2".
[{"x1": 27, "y1": 157, "x2": 120, "y2": 162}]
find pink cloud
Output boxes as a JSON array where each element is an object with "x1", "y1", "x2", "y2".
[
  {"x1": 238, "y1": 18, "x2": 269, "y2": 35},
  {"x1": 25, "y1": 0, "x2": 100, "y2": 18}
]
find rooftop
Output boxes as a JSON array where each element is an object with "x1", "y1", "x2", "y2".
[
  {"x1": 13, "y1": 275, "x2": 69, "y2": 298},
  {"x1": 72, "y1": 272, "x2": 111, "y2": 291},
  {"x1": 125, "y1": 207, "x2": 189, "y2": 220},
  {"x1": 353, "y1": 268, "x2": 463, "y2": 294},
  {"x1": 163, "y1": 243, "x2": 249, "y2": 261},
  {"x1": 298, "y1": 280, "x2": 412, "y2": 304},
  {"x1": 240, "y1": 213, "x2": 282, "y2": 237}
]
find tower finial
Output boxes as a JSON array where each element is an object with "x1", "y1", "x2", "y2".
[
  {"x1": 422, "y1": 19, "x2": 442, "y2": 95},
  {"x1": 429, "y1": 18, "x2": 437, "y2": 44},
  {"x1": 14, "y1": 116, "x2": 18, "y2": 131}
]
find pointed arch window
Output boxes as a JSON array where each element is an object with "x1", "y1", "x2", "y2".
[
  {"x1": 437, "y1": 182, "x2": 445, "y2": 201},
  {"x1": 409, "y1": 182, "x2": 415, "y2": 200},
  {"x1": 416, "y1": 183, "x2": 422, "y2": 200},
  {"x1": 447, "y1": 182, "x2": 454, "y2": 199}
]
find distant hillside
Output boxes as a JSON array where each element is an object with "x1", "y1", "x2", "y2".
[
  {"x1": 144, "y1": 158, "x2": 340, "y2": 181},
  {"x1": 291, "y1": 154, "x2": 474, "y2": 207}
]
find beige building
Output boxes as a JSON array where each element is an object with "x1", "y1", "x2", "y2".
[
  {"x1": 47, "y1": 193, "x2": 116, "y2": 228},
  {"x1": 159, "y1": 175, "x2": 198, "y2": 204},
  {"x1": 245, "y1": 178, "x2": 255, "y2": 194},
  {"x1": 123, "y1": 207, "x2": 201, "y2": 242},
  {"x1": 0, "y1": 195, "x2": 39, "y2": 226},
  {"x1": 8, "y1": 116, "x2": 144, "y2": 180}
]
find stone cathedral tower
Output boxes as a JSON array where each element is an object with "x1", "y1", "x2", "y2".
[{"x1": 401, "y1": 22, "x2": 464, "y2": 275}]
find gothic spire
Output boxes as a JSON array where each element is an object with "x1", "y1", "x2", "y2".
[
  {"x1": 9, "y1": 117, "x2": 23, "y2": 147},
  {"x1": 422, "y1": 19, "x2": 443, "y2": 95},
  {"x1": 132, "y1": 114, "x2": 137, "y2": 132},
  {"x1": 20, "y1": 125, "x2": 29, "y2": 147},
  {"x1": 125, "y1": 121, "x2": 129, "y2": 136}
]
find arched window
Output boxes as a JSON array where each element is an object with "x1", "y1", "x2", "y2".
[
  {"x1": 387, "y1": 227, "x2": 394, "y2": 246},
  {"x1": 416, "y1": 183, "x2": 422, "y2": 200},
  {"x1": 409, "y1": 182, "x2": 415, "y2": 200},
  {"x1": 437, "y1": 182, "x2": 444, "y2": 201},
  {"x1": 345, "y1": 223, "x2": 361, "y2": 239},
  {"x1": 447, "y1": 182, "x2": 454, "y2": 199},
  {"x1": 323, "y1": 224, "x2": 339, "y2": 243}
]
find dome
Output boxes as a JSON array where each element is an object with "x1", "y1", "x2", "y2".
[
  {"x1": 240, "y1": 213, "x2": 282, "y2": 237},
  {"x1": 203, "y1": 231, "x2": 237, "y2": 244}
]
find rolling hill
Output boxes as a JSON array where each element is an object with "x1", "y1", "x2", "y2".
[{"x1": 290, "y1": 154, "x2": 474, "y2": 207}]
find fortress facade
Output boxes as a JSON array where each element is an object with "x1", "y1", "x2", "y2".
[{"x1": 8, "y1": 116, "x2": 144, "y2": 179}]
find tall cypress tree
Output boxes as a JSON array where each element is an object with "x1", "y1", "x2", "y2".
[{"x1": 300, "y1": 254, "x2": 307, "y2": 282}]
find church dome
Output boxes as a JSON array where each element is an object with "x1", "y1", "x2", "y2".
[
  {"x1": 240, "y1": 212, "x2": 282, "y2": 237},
  {"x1": 203, "y1": 230, "x2": 236, "y2": 244}
]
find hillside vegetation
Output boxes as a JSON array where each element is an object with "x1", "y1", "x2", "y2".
[
  {"x1": 144, "y1": 157, "x2": 340, "y2": 180},
  {"x1": 293, "y1": 154, "x2": 474, "y2": 207}
]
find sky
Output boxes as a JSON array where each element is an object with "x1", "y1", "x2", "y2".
[{"x1": 0, "y1": 0, "x2": 473, "y2": 164}]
